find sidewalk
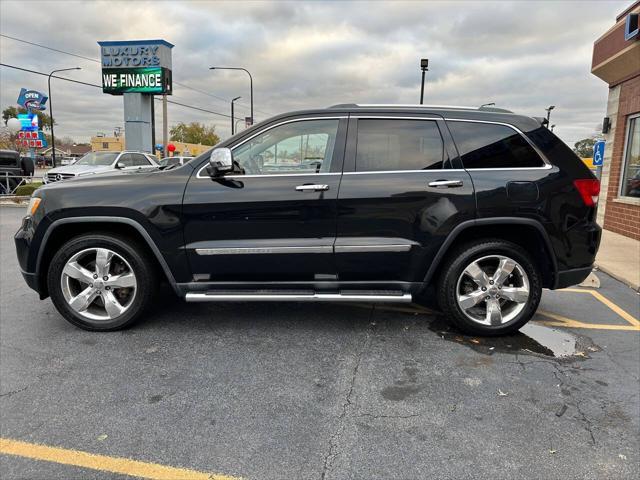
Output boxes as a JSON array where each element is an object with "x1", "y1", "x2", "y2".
[{"x1": 596, "y1": 229, "x2": 640, "y2": 291}]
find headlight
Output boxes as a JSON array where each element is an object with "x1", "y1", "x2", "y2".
[
  {"x1": 27, "y1": 196, "x2": 41, "y2": 217},
  {"x1": 42, "y1": 173, "x2": 48, "y2": 183}
]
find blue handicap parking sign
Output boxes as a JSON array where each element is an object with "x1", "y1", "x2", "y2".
[{"x1": 593, "y1": 141, "x2": 605, "y2": 166}]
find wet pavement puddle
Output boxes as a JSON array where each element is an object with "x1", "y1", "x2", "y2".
[{"x1": 428, "y1": 317, "x2": 600, "y2": 359}]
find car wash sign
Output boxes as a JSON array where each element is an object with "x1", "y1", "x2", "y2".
[{"x1": 98, "y1": 40, "x2": 173, "y2": 95}]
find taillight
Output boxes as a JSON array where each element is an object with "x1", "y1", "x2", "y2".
[{"x1": 573, "y1": 179, "x2": 600, "y2": 207}]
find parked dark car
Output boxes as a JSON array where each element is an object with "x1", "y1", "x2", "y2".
[
  {"x1": 15, "y1": 104, "x2": 601, "y2": 334},
  {"x1": 1, "y1": 149, "x2": 33, "y2": 193}
]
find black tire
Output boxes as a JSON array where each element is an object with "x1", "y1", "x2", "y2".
[
  {"x1": 436, "y1": 239, "x2": 542, "y2": 336},
  {"x1": 47, "y1": 233, "x2": 158, "y2": 331}
]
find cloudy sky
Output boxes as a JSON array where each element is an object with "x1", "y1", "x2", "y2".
[{"x1": 0, "y1": 0, "x2": 629, "y2": 146}]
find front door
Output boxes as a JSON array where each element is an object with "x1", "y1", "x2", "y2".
[
  {"x1": 335, "y1": 115, "x2": 475, "y2": 283},
  {"x1": 182, "y1": 116, "x2": 348, "y2": 283}
]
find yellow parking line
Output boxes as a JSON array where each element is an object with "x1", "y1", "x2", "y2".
[
  {"x1": 589, "y1": 291, "x2": 640, "y2": 327},
  {"x1": 352, "y1": 288, "x2": 640, "y2": 332},
  {"x1": 537, "y1": 310, "x2": 640, "y2": 331},
  {"x1": 0, "y1": 437, "x2": 240, "y2": 480},
  {"x1": 559, "y1": 288, "x2": 640, "y2": 327}
]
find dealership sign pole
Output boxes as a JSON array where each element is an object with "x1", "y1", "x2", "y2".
[{"x1": 98, "y1": 40, "x2": 173, "y2": 153}]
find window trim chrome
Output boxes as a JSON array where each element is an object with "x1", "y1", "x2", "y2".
[
  {"x1": 342, "y1": 169, "x2": 466, "y2": 175},
  {"x1": 196, "y1": 116, "x2": 347, "y2": 179},
  {"x1": 195, "y1": 114, "x2": 553, "y2": 177}
]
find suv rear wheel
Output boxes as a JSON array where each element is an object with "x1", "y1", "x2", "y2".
[
  {"x1": 437, "y1": 239, "x2": 542, "y2": 336},
  {"x1": 47, "y1": 233, "x2": 157, "y2": 331}
]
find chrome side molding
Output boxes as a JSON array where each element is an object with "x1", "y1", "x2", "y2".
[
  {"x1": 334, "y1": 244, "x2": 412, "y2": 253},
  {"x1": 195, "y1": 246, "x2": 332, "y2": 255}
]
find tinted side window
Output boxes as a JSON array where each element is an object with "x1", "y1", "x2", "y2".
[
  {"x1": 233, "y1": 119, "x2": 339, "y2": 175},
  {"x1": 356, "y1": 119, "x2": 444, "y2": 172},
  {"x1": 130, "y1": 153, "x2": 150, "y2": 166},
  {"x1": 117, "y1": 154, "x2": 134, "y2": 167},
  {"x1": 448, "y1": 121, "x2": 544, "y2": 168}
]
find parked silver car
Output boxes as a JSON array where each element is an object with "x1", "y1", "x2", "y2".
[
  {"x1": 158, "y1": 156, "x2": 194, "y2": 168},
  {"x1": 43, "y1": 151, "x2": 158, "y2": 184}
]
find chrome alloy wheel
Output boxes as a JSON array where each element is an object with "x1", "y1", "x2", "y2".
[
  {"x1": 455, "y1": 255, "x2": 530, "y2": 326},
  {"x1": 60, "y1": 248, "x2": 137, "y2": 321}
]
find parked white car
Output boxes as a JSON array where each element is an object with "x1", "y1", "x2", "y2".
[{"x1": 43, "y1": 151, "x2": 158, "y2": 184}]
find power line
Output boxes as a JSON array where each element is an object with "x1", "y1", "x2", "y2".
[
  {"x1": 0, "y1": 34, "x2": 99, "y2": 63},
  {"x1": 0, "y1": 63, "x2": 232, "y2": 119},
  {"x1": 0, "y1": 33, "x2": 272, "y2": 117}
]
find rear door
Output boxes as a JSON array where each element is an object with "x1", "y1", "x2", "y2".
[
  {"x1": 335, "y1": 114, "x2": 475, "y2": 282},
  {"x1": 182, "y1": 116, "x2": 348, "y2": 283}
]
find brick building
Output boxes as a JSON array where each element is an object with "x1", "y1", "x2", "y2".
[{"x1": 591, "y1": 1, "x2": 640, "y2": 240}]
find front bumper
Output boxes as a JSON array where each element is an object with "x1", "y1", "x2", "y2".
[
  {"x1": 19, "y1": 269, "x2": 40, "y2": 292},
  {"x1": 14, "y1": 216, "x2": 41, "y2": 295}
]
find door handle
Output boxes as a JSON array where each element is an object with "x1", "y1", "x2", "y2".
[
  {"x1": 295, "y1": 184, "x2": 329, "y2": 192},
  {"x1": 428, "y1": 180, "x2": 463, "y2": 188}
]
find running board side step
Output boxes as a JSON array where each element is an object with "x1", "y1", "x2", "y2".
[{"x1": 185, "y1": 292, "x2": 413, "y2": 303}]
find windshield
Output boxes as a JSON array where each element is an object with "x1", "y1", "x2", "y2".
[{"x1": 74, "y1": 152, "x2": 118, "y2": 166}]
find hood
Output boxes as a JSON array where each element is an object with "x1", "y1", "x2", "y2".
[
  {"x1": 47, "y1": 164, "x2": 113, "y2": 176},
  {"x1": 40, "y1": 166, "x2": 163, "y2": 193}
]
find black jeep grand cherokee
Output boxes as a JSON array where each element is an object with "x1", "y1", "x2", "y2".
[{"x1": 15, "y1": 104, "x2": 601, "y2": 335}]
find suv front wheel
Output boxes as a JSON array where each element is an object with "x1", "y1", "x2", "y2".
[
  {"x1": 437, "y1": 240, "x2": 542, "y2": 336},
  {"x1": 47, "y1": 233, "x2": 157, "y2": 331}
]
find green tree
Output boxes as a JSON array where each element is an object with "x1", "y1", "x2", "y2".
[
  {"x1": 170, "y1": 122, "x2": 220, "y2": 146},
  {"x1": 573, "y1": 137, "x2": 597, "y2": 158},
  {"x1": 2, "y1": 106, "x2": 55, "y2": 131}
]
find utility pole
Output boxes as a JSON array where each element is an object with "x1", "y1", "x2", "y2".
[
  {"x1": 420, "y1": 59, "x2": 429, "y2": 104},
  {"x1": 210, "y1": 67, "x2": 254, "y2": 126},
  {"x1": 545, "y1": 105, "x2": 555, "y2": 128},
  {"x1": 162, "y1": 94, "x2": 168, "y2": 155},
  {"x1": 231, "y1": 96, "x2": 241, "y2": 135},
  {"x1": 47, "y1": 67, "x2": 81, "y2": 167}
]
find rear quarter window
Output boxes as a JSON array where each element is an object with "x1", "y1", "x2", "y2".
[{"x1": 448, "y1": 121, "x2": 544, "y2": 169}]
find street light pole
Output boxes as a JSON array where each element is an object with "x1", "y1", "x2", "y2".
[
  {"x1": 210, "y1": 67, "x2": 254, "y2": 126},
  {"x1": 545, "y1": 105, "x2": 555, "y2": 129},
  {"x1": 231, "y1": 96, "x2": 241, "y2": 135},
  {"x1": 47, "y1": 67, "x2": 81, "y2": 168},
  {"x1": 419, "y1": 59, "x2": 429, "y2": 104}
]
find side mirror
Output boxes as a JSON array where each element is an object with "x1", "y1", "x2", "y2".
[
  {"x1": 115, "y1": 162, "x2": 125, "y2": 169},
  {"x1": 206, "y1": 148, "x2": 234, "y2": 177}
]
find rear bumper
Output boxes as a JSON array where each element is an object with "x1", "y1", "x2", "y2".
[{"x1": 554, "y1": 266, "x2": 593, "y2": 289}]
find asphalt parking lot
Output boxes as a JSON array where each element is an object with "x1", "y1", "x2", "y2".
[{"x1": 1, "y1": 205, "x2": 639, "y2": 480}]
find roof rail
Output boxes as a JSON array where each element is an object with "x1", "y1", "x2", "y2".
[{"x1": 328, "y1": 103, "x2": 513, "y2": 113}]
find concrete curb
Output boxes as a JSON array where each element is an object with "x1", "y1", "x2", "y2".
[
  {"x1": 595, "y1": 264, "x2": 640, "y2": 292},
  {"x1": 0, "y1": 196, "x2": 30, "y2": 207}
]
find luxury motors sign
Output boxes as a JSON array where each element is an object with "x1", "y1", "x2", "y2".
[{"x1": 98, "y1": 39, "x2": 173, "y2": 95}]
